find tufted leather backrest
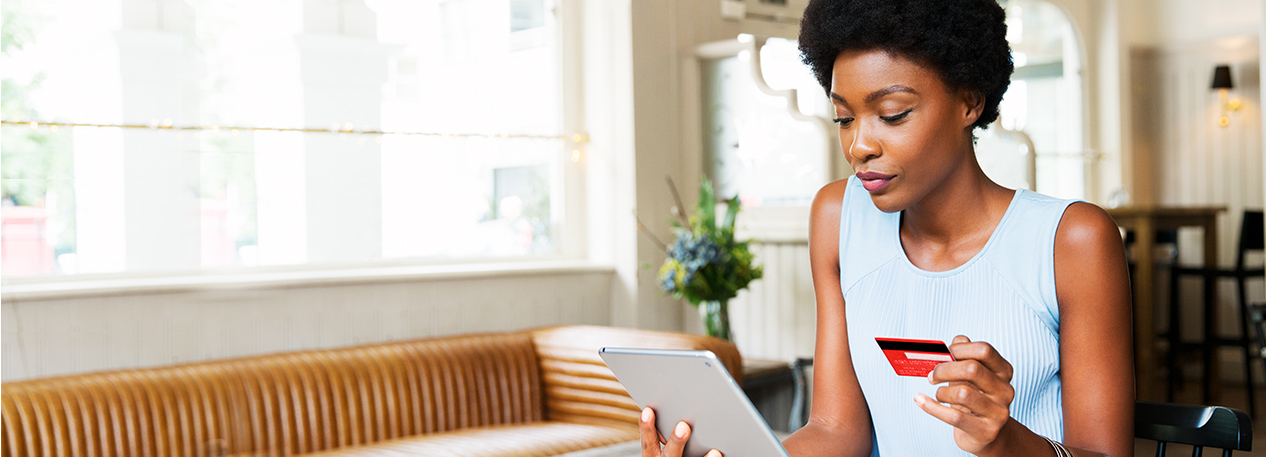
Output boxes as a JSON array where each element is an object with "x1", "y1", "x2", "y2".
[
  {"x1": 2, "y1": 331, "x2": 543, "y2": 457},
  {"x1": 530, "y1": 325, "x2": 742, "y2": 428}
]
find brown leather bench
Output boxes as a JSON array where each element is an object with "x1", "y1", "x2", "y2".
[{"x1": 1, "y1": 325, "x2": 741, "y2": 457}]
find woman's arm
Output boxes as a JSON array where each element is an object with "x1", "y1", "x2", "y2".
[
  {"x1": 781, "y1": 179, "x2": 874, "y2": 457},
  {"x1": 1052, "y1": 202, "x2": 1134, "y2": 457}
]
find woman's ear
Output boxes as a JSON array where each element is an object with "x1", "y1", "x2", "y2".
[{"x1": 960, "y1": 91, "x2": 985, "y2": 128}]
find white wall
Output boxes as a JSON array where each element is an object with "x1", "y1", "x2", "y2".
[{"x1": 1131, "y1": 0, "x2": 1261, "y2": 48}]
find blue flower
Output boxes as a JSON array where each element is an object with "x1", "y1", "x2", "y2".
[{"x1": 659, "y1": 266, "x2": 677, "y2": 291}]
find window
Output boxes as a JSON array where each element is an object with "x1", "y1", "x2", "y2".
[
  {"x1": 701, "y1": 37, "x2": 832, "y2": 207},
  {"x1": 995, "y1": 0, "x2": 1087, "y2": 199},
  {"x1": 0, "y1": 0, "x2": 570, "y2": 278}
]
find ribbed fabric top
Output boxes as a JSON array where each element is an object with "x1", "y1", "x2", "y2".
[{"x1": 839, "y1": 176, "x2": 1076, "y2": 456}]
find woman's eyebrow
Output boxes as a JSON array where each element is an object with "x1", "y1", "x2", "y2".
[
  {"x1": 864, "y1": 85, "x2": 918, "y2": 103},
  {"x1": 830, "y1": 85, "x2": 920, "y2": 105}
]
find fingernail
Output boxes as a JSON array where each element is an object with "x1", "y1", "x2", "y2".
[
  {"x1": 914, "y1": 393, "x2": 926, "y2": 406},
  {"x1": 674, "y1": 421, "x2": 689, "y2": 438},
  {"x1": 642, "y1": 407, "x2": 652, "y2": 423},
  {"x1": 927, "y1": 371, "x2": 935, "y2": 384},
  {"x1": 705, "y1": 450, "x2": 722, "y2": 457}
]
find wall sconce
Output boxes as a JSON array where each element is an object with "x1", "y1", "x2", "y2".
[{"x1": 1212, "y1": 64, "x2": 1242, "y2": 127}]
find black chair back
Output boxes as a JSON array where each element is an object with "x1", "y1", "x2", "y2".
[
  {"x1": 1135, "y1": 400, "x2": 1252, "y2": 456},
  {"x1": 1238, "y1": 210, "x2": 1263, "y2": 269}
]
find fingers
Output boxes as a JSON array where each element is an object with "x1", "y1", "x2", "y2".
[
  {"x1": 640, "y1": 408, "x2": 662, "y2": 456},
  {"x1": 662, "y1": 420, "x2": 691, "y2": 457},
  {"x1": 638, "y1": 407, "x2": 721, "y2": 457},
  {"x1": 915, "y1": 393, "x2": 1006, "y2": 445},
  {"x1": 933, "y1": 384, "x2": 1008, "y2": 419},
  {"x1": 928, "y1": 359, "x2": 1015, "y2": 405},
  {"x1": 942, "y1": 336, "x2": 1014, "y2": 383}
]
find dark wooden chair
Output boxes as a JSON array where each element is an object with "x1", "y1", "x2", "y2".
[{"x1": 1135, "y1": 400, "x2": 1252, "y2": 457}]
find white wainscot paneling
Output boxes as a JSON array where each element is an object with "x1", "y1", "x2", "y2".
[
  {"x1": 729, "y1": 241, "x2": 816, "y2": 361},
  {"x1": 1, "y1": 268, "x2": 613, "y2": 381},
  {"x1": 726, "y1": 206, "x2": 817, "y2": 361}
]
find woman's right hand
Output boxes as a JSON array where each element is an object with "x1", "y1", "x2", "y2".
[{"x1": 640, "y1": 407, "x2": 722, "y2": 457}]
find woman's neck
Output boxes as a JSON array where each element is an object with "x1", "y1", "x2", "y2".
[{"x1": 901, "y1": 156, "x2": 1012, "y2": 248}]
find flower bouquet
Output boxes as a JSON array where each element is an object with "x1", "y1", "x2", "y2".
[{"x1": 642, "y1": 176, "x2": 762, "y2": 341}]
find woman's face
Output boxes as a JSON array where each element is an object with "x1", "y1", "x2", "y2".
[{"x1": 830, "y1": 49, "x2": 980, "y2": 213}]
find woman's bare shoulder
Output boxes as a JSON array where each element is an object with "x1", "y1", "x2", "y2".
[
  {"x1": 1054, "y1": 202, "x2": 1121, "y2": 252},
  {"x1": 1052, "y1": 201, "x2": 1129, "y2": 307},
  {"x1": 810, "y1": 178, "x2": 851, "y2": 222}
]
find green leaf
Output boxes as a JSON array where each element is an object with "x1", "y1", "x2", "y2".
[
  {"x1": 698, "y1": 176, "x2": 716, "y2": 233},
  {"x1": 722, "y1": 196, "x2": 740, "y2": 236}
]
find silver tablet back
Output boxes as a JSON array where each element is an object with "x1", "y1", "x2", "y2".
[{"x1": 599, "y1": 347, "x2": 790, "y2": 457}]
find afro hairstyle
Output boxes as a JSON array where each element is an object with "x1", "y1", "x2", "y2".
[{"x1": 798, "y1": 0, "x2": 1013, "y2": 130}]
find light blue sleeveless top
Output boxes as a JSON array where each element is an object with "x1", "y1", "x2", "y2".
[{"x1": 839, "y1": 176, "x2": 1076, "y2": 456}]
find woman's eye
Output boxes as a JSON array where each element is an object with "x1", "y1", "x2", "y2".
[
  {"x1": 833, "y1": 117, "x2": 854, "y2": 128},
  {"x1": 880, "y1": 110, "x2": 912, "y2": 123}
]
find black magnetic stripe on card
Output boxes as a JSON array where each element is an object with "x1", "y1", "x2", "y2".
[{"x1": 875, "y1": 340, "x2": 951, "y2": 353}]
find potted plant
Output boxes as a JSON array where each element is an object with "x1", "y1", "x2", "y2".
[{"x1": 641, "y1": 176, "x2": 762, "y2": 341}]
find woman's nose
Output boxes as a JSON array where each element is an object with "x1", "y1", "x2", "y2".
[{"x1": 847, "y1": 122, "x2": 880, "y2": 162}]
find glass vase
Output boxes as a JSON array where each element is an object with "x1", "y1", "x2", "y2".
[{"x1": 700, "y1": 299, "x2": 733, "y2": 341}]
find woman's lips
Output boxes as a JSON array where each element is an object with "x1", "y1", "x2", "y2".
[{"x1": 856, "y1": 172, "x2": 895, "y2": 192}]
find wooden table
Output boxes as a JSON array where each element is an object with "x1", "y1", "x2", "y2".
[{"x1": 1105, "y1": 205, "x2": 1225, "y2": 400}]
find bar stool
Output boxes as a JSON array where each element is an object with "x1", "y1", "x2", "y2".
[
  {"x1": 1168, "y1": 210, "x2": 1264, "y2": 418},
  {"x1": 1122, "y1": 229, "x2": 1183, "y2": 391}
]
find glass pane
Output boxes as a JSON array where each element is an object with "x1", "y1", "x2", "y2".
[
  {"x1": 702, "y1": 38, "x2": 829, "y2": 207},
  {"x1": 1, "y1": 0, "x2": 564, "y2": 278}
]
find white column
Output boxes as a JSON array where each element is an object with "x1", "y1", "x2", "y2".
[
  {"x1": 115, "y1": 0, "x2": 201, "y2": 272},
  {"x1": 295, "y1": 1, "x2": 394, "y2": 264},
  {"x1": 62, "y1": 2, "x2": 126, "y2": 274}
]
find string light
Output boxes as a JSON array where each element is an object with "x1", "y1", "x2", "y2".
[{"x1": 0, "y1": 120, "x2": 585, "y2": 142}]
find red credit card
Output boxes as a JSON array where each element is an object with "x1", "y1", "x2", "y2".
[{"x1": 875, "y1": 337, "x2": 955, "y2": 377}]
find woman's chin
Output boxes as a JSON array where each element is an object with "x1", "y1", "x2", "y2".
[{"x1": 868, "y1": 193, "x2": 909, "y2": 214}]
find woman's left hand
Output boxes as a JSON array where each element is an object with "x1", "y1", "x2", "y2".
[{"x1": 915, "y1": 335, "x2": 1018, "y2": 456}]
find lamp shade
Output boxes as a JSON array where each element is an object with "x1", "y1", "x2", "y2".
[{"x1": 1212, "y1": 65, "x2": 1234, "y2": 89}]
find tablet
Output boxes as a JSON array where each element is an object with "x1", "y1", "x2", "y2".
[{"x1": 599, "y1": 347, "x2": 790, "y2": 457}]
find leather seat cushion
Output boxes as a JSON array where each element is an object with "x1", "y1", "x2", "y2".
[{"x1": 298, "y1": 422, "x2": 638, "y2": 457}]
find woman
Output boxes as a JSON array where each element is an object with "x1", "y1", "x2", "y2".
[{"x1": 639, "y1": 0, "x2": 1134, "y2": 456}]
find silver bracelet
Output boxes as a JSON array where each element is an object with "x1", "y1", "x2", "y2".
[{"x1": 1042, "y1": 436, "x2": 1074, "y2": 457}]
